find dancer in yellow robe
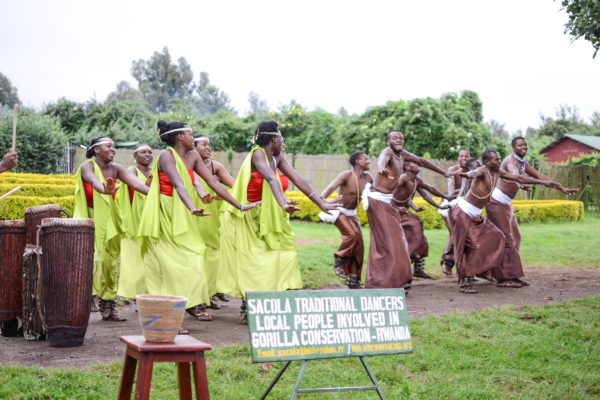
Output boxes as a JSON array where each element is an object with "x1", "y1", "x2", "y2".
[
  {"x1": 116, "y1": 144, "x2": 153, "y2": 299},
  {"x1": 74, "y1": 137, "x2": 149, "y2": 321}
]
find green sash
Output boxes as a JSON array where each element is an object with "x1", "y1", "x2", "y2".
[
  {"x1": 222, "y1": 146, "x2": 289, "y2": 249},
  {"x1": 118, "y1": 167, "x2": 147, "y2": 239},
  {"x1": 137, "y1": 147, "x2": 204, "y2": 255},
  {"x1": 73, "y1": 159, "x2": 123, "y2": 256}
]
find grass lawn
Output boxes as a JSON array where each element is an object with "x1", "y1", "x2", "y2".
[
  {"x1": 1, "y1": 297, "x2": 598, "y2": 399},
  {"x1": 296, "y1": 212, "x2": 600, "y2": 288},
  {"x1": 1, "y1": 213, "x2": 598, "y2": 399}
]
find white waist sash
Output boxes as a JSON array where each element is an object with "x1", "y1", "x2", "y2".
[
  {"x1": 361, "y1": 183, "x2": 392, "y2": 211},
  {"x1": 458, "y1": 197, "x2": 483, "y2": 218},
  {"x1": 318, "y1": 207, "x2": 356, "y2": 223},
  {"x1": 491, "y1": 187, "x2": 513, "y2": 206}
]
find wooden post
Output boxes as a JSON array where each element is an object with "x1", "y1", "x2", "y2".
[{"x1": 12, "y1": 104, "x2": 18, "y2": 152}]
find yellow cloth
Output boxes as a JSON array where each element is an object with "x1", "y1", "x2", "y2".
[
  {"x1": 137, "y1": 148, "x2": 209, "y2": 307},
  {"x1": 217, "y1": 146, "x2": 302, "y2": 299},
  {"x1": 195, "y1": 180, "x2": 222, "y2": 296},
  {"x1": 73, "y1": 159, "x2": 123, "y2": 300},
  {"x1": 117, "y1": 167, "x2": 147, "y2": 299}
]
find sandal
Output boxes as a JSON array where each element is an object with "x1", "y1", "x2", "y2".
[
  {"x1": 497, "y1": 280, "x2": 522, "y2": 288},
  {"x1": 476, "y1": 271, "x2": 496, "y2": 282},
  {"x1": 514, "y1": 279, "x2": 529, "y2": 286},
  {"x1": 186, "y1": 307, "x2": 212, "y2": 321},
  {"x1": 215, "y1": 293, "x2": 230, "y2": 302},
  {"x1": 178, "y1": 327, "x2": 189, "y2": 335},
  {"x1": 459, "y1": 277, "x2": 478, "y2": 293},
  {"x1": 208, "y1": 300, "x2": 221, "y2": 310},
  {"x1": 333, "y1": 256, "x2": 348, "y2": 279}
]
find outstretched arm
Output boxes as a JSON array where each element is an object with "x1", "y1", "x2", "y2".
[
  {"x1": 498, "y1": 169, "x2": 558, "y2": 188},
  {"x1": 115, "y1": 164, "x2": 149, "y2": 195},
  {"x1": 524, "y1": 162, "x2": 578, "y2": 194},
  {"x1": 81, "y1": 162, "x2": 118, "y2": 195},
  {"x1": 159, "y1": 151, "x2": 207, "y2": 215},
  {"x1": 214, "y1": 161, "x2": 235, "y2": 188},
  {"x1": 404, "y1": 151, "x2": 449, "y2": 177},
  {"x1": 321, "y1": 171, "x2": 347, "y2": 199},
  {"x1": 416, "y1": 187, "x2": 446, "y2": 209},
  {"x1": 278, "y1": 156, "x2": 340, "y2": 212},
  {"x1": 417, "y1": 177, "x2": 454, "y2": 200}
]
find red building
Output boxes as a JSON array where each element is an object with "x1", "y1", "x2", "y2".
[{"x1": 539, "y1": 134, "x2": 600, "y2": 163}]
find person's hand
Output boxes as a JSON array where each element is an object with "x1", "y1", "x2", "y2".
[
  {"x1": 103, "y1": 178, "x2": 119, "y2": 195},
  {"x1": 519, "y1": 184, "x2": 533, "y2": 192},
  {"x1": 191, "y1": 208, "x2": 211, "y2": 217},
  {"x1": 377, "y1": 168, "x2": 395, "y2": 179},
  {"x1": 544, "y1": 180, "x2": 560, "y2": 189},
  {"x1": 458, "y1": 172, "x2": 471, "y2": 179},
  {"x1": 145, "y1": 175, "x2": 153, "y2": 187},
  {"x1": 319, "y1": 200, "x2": 342, "y2": 214},
  {"x1": 0, "y1": 151, "x2": 18, "y2": 172},
  {"x1": 200, "y1": 192, "x2": 214, "y2": 204},
  {"x1": 438, "y1": 204, "x2": 450, "y2": 210},
  {"x1": 327, "y1": 195, "x2": 342, "y2": 204},
  {"x1": 415, "y1": 206, "x2": 426, "y2": 212},
  {"x1": 282, "y1": 201, "x2": 301, "y2": 216},
  {"x1": 241, "y1": 201, "x2": 262, "y2": 211},
  {"x1": 559, "y1": 186, "x2": 578, "y2": 195},
  {"x1": 445, "y1": 193, "x2": 458, "y2": 201}
]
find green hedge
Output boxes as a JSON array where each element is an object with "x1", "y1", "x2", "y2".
[
  {"x1": 286, "y1": 191, "x2": 584, "y2": 229},
  {"x1": 0, "y1": 183, "x2": 75, "y2": 198},
  {"x1": 0, "y1": 196, "x2": 74, "y2": 220}
]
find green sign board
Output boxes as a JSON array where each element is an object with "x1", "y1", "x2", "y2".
[{"x1": 247, "y1": 289, "x2": 412, "y2": 362}]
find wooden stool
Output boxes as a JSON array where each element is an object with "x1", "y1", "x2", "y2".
[{"x1": 118, "y1": 335, "x2": 212, "y2": 400}]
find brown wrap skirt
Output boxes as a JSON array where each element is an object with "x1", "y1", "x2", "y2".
[
  {"x1": 451, "y1": 205, "x2": 505, "y2": 278},
  {"x1": 365, "y1": 198, "x2": 412, "y2": 288},
  {"x1": 397, "y1": 207, "x2": 429, "y2": 259},
  {"x1": 486, "y1": 198, "x2": 524, "y2": 281},
  {"x1": 333, "y1": 213, "x2": 364, "y2": 278}
]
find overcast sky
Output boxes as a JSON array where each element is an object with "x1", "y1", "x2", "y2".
[{"x1": 1, "y1": 0, "x2": 598, "y2": 134}]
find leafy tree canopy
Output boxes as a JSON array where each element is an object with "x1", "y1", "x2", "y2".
[
  {"x1": 0, "y1": 72, "x2": 20, "y2": 108},
  {"x1": 559, "y1": 0, "x2": 600, "y2": 57}
]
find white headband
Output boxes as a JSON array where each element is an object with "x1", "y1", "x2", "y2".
[
  {"x1": 134, "y1": 145, "x2": 152, "y2": 153},
  {"x1": 257, "y1": 130, "x2": 282, "y2": 136},
  {"x1": 87, "y1": 139, "x2": 114, "y2": 150},
  {"x1": 158, "y1": 127, "x2": 189, "y2": 137}
]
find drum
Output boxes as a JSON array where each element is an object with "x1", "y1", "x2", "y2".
[
  {"x1": 40, "y1": 218, "x2": 95, "y2": 347},
  {"x1": 0, "y1": 220, "x2": 26, "y2": 337},
  {"x1": 24, "y1": 204, "x2": 66, "y2": 245},
  {"x1": 22, "y1": 244, "x2": 46, "y2": 341}
]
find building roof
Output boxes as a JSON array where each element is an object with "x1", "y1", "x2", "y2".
[{"x1": 539, "y1": 134, "x2": 600, "y2": 154}]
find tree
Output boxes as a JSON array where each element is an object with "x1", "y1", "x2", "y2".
[
  {"x1": 43, "y1": 98, "x2": 87, "y2": 138},
  {"x1": 487, "y1": 119, "x2": 510, "y2": 141},
  {"x1": 559, "y1": 0, "x2": 600, "y2": 57},
  {"x1": 248, "y1": 91, "x2": 268, "y2": 115},
  {"x1": 193, "y1": 72, "x2": 233, "y2": 116},
  {"x1": 0, "y1": 106, "x2": 68, "y2": 173},
  {"x1": 531, "y1": 105, "x2": 599, "y2": 138},
  {"x1": 0, "y1": 72, "x2": 20, "y2": 108},
  {"x1": 106, "y1": 81, "x2": 144, "y2": 103},
  {"x1": 131, "y1": 47, "x2": 195, "y2": 113}
]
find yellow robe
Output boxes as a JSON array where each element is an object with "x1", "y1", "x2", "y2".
[
  {"x1": 73, "y1": 159, "x2": 123, "y2": 300},
  {"x1": 116, "y1": 167, "x2": 147, "y2": 299},
  {"x1": 216, "y1": 146, "x2": 302, "y2": 299},
  {"x1": 195, "y1": 179, "x2": 222, "y2": 297},
  {"x1": 137, "y1": 148, "x2": 209, "y2": 308}
]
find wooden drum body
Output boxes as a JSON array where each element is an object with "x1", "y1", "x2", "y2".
[
  {"x1": 40, "y1": 218, "x2": 95, "y2": 347},
  {"x1": 24, "y1": 204, "x2": 64, "y2": 245},
  {"x1": 0, "y1": 220, "x2": 26, "y2": 336}
]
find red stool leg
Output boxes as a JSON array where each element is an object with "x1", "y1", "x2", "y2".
[
  {"x1": 135, "y1": 354, "x2": 154, "y2": 400},
  {"x1": 118, "y1": 354, "x2": 137, "y2": 400},
  {"x1": 192, "y1": 352, "x2": 210, "y2": 399},
  {"x1": 177, "y1": 362, "x2": 193, "y2": 400}
]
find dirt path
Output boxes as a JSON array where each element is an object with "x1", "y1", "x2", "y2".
[{"x1": 1, "y1": 267, "x2": 599, "y2": 368}]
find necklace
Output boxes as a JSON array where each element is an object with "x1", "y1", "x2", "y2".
[
  {"x1": 469, "y1": 168, "x2": 497, "y2": 200},
  {"x1": 392, "y1": 177, "x2": 418, "y2": 205}
]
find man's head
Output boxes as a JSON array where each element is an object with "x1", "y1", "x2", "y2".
[
  {"x1": 387, "y1": 130, "x2": 404, "y2": 153},
  {"x1": 511, "y1": 136, "x2": 527, "y2": 158},
  {"x1": 465, "y1": 158, "x2": 482, "y2": 171},
  {"x1": 403, "y1": 160, "x2": 420, "y2": 174},
  {"x1": 349, "y1": 151, "x2": 370, "y2": 170},
  {"x1": 482, "y1": 150, "x2": 501, "y2": 171},
  {"x1": 458, "y1": 149, "x2": 471, "y2": 168}
]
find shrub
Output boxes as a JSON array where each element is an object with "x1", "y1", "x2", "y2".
[{"x1": 0, "y1": 195, "x2": 74, "y2": 220}]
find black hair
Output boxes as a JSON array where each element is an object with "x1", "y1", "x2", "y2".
[
  {"x1": 157, "y1": 120, "x2": 187, "y2": 147},
  {"x1": 482, "y1": 149, "x2": 498, "y2": 164},
  {"x1": 458, "y1": 149, "x2": 471, "y2": 157},
  {"x1": 254, "y1": 120, "x2": 279, "y2": 146},
  {"x1": 86, "y1": 136, "x2": 111, "y2": 159},
  {"x1": 466, "y1": 158, "x2": 482, "y2": 170},
  {"x1": 349, "y1": 151, "x2": 366, "y2": 167},
  {"x1": 511, "y1": 136, "x2": 526, "y2": 148}
]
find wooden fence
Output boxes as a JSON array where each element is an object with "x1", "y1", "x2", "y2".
[{"x1": 72, "y1": 149, "x2": 598, "y2": 207}]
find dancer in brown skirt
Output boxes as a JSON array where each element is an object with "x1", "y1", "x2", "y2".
[
  {"x1": 439, "y1": 149, "x2": 470, "y2": 275},
  {"x1": 363, "y1": 130, "x2": 453, "y2": 290},
  {"x1": 392, "y1": 161, "x2": 456, "y2": 279},
  {"x1": 320, "y1": 151, "x2": 372, "y2": 288},
  {"x1": 486, "y1": 137, "x2": 578, "y2": 287},
  {"x1": 453, "y1": 150, "x2": 562, "y2": 293}
]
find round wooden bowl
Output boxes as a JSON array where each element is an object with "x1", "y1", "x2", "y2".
[{"x1": 136, "y1": 294, "x2": 187, "y2": 342}]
